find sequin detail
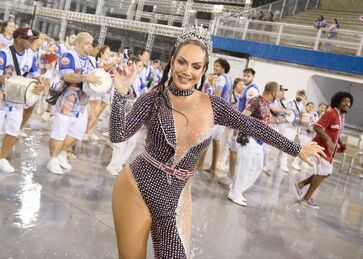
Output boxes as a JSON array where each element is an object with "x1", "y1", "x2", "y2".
[
  {"x1": 109, "y1": 89, "x2": 301, "y2": 258},
  {"x1": 169, "y1": 85, "x2": 195, "y2": 96}
]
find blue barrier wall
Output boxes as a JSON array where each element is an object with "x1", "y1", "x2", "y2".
[{"x1": 212, "y1": 36, "x2": 363, "y2": 76}]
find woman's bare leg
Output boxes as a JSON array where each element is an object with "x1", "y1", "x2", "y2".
[{"x1": 112, "y1": 166, "x2": 152, "y2": 259}]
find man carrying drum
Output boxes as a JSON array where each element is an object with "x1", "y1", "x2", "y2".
[
  {"x1": 0, "y1": 26, "x2": 43, "y2": 173},
  {"x1": 47, "y1": 32, "x2": 101, "y2": 175}
]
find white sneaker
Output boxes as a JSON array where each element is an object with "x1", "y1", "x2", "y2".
[
  {"x1": 58, "y1": 152, "x2": 72, "y2": 170},
  {"x1": 280, "y1": 165, "x2": 290, "y2": 172},
  {"x1": 0, "y1": 158, "x2": 15, "y2": 173},
  {"x1": 107, "y1": 167, "x2": 119, "y2": 176},
  {"x1": 291, "y1": 163, "x2": 301, "y2": 171},
  {"x1": 359, "y1": 173, "x2": 363, "y2": 179},
  {"x1": 47, "y1": 158, "x2": 63, "y2": 175},
  {"x1": 90, "y1": 133, "x2": 100, "y2": 141},
  {"x1": 227, "y1": 193, "x2": 247, "y2": 207},
  {"x1": 41, "y1": 112, "x2": 51, "y2": 122}
]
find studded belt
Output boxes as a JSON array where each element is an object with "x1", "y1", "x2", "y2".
[{"x1": 142, "y1": 152, "x2": 193, "y2": 181}]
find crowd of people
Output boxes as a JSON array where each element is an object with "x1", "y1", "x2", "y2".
[{"x1": 0, "y1": 19, "x2": 361, "y2": 258}]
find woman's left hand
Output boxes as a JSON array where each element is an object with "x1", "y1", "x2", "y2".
[{"x1": 298, "y1": 142, "x2": 325, "y2": 166}]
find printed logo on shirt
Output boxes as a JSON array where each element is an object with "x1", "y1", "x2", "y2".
[
  {"x1": 22, "y1": 65, "x2": 29, "y2": 73},
  {"x1": 61, "y1": 57, "x2": 70, "y2": 66},
  {"x1": 0, "y1": 58, "x2": 4, "y2": 66}
]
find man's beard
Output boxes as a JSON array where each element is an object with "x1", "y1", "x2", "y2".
[{"x1": 296, "y1": 97, "x2": 302, "y2": 102}]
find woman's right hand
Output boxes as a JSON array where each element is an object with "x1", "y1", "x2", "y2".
[{"x1": 111, "y1": 63, "x2": 138, "y2": 96}]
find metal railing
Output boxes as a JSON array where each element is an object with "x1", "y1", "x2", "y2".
[
  {"x1": 213, "y1": 17, "x2": 363, "y2": 56},
  {"x1": 229, "y1": 0, "x2": 319, "y2": 20}
]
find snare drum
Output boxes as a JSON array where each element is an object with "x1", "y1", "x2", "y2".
[
  {"x1": 85, "y1": 68, "x2": 112, "y2": 96},
  {"x1": 4, "y1": 76, "x2": 40, "y2": 108}
]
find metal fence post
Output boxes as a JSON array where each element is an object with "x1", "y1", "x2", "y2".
[
  {"x1": 242, "y1": 19, "x2": 249, "y2": 40},
  {"x1": 279, "y1": 0, "x2": 287, "y2": 20},
  {"x1": 293, "y1": 0, "x2": 298, "y2": 15},
  {"x1": 305, "y1": 0, "x2": 310, "y2": 10},
  {"x1": 313, "y1": 28, "x2": 322, "y2": 50},
  {"x1": 268, "y1": 4, "x2": 272, "y2": 13},
  {"x1": 276, "y1": 24, "x2": 284, "y2": 45},
  {"x1": 315, "y1": 0, "x2": 320, "y2": 8},
  {"x1": 357, "y1": 35, "x2": 363, "y2": 56}
]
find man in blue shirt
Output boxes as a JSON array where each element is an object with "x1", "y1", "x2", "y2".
[{"x1": 0, "y1": 26, "x2": 43, "y2": 173}]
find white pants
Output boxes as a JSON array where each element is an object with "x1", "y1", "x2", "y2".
[
  {"x1": 50, "y1": 108, "x2": 88, "y2": 141},
  {"x1": 292, "y1": 134, "x2": 312, "y2": 166},
  {"x1": 263, "y1": 124, "x2": 282, "y2": 170},
  {"x1": 278, "y1": 126, "x2": 297, "y2": 168},
  {"x1": 107, "y1": 131, "x2": 141, "y2": 172},
  {"x1": 3, "y1": 106, "x2": 23, "y2": 137},
  {"x1": 229, "y1": 138, "x2": 264, "y2": 199}
]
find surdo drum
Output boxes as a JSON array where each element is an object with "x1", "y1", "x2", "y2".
[
  {"x1": 85, "y1": 68, "x2": 112, "y2": 96},
  {"x1": 4, "y1": 76, "x2": 40, "y2": 108}
]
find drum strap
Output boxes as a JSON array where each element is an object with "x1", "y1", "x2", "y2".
[{"x1": 9, "y1": 46, "x2": 25, "y2": 77}]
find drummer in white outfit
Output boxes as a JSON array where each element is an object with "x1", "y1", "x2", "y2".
[
  {"x1": 84, "y1": 45, "x2": 118, "y2": 141},
  {"x1": 106, "y1": 56, "x2": 145, "y2": 175},
  {"x1": 277, "y1": 89, "x2": 306, "y2": 172},
  {"x1": 0, "y1": 26, "x2": 43, "y2": 173},
  {"x1": 47, "y1": 32, "x2": 101, "y2": 175}
]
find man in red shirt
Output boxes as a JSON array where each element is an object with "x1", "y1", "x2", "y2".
[{"x1": 293, "y1": 92, "x2": 353, "y2": 209}]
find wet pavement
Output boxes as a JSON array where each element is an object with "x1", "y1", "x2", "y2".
[{"x1": 0, "y1": 117, "x2": 363, "y2": 259}]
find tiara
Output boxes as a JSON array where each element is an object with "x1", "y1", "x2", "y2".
[{"x1": 175, "y1": 25, "x2": 213, "y2": 56}]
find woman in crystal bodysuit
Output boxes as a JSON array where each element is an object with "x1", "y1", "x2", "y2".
[{"x1": 109, "y1": 26, "x2": 324, "y2": 259}]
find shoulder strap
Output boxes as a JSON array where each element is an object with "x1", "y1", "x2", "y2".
[
  {"x1": 294, "y1": 100, "x2": 301, "y2": 114},
  {"x1": 9, "y1": 46, "x2": 21, "y2": 76}
]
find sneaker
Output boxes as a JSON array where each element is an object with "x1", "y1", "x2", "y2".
[
  {"x1": 227, "y1": 193, "x2": 247, "y2": 207},
  {"x1": 41, "y1": 112, "x2": 51, "y2": 122},
  {"x1": 291, "y1": 163, "x2": 301, "y2": 171},
  {"x1": 293, "y1": 183, "x2": 302, "y2": 200},
  {"x1": 359, "y1": 173, "x2": 363, "y2": 179},
  {"x1": 0, "y1": 158, "x2": 15, "y2": 173},
  {"x1": 58, "y1": 152, "x2": 72, "y2": 170},
  {"x1": 300, "y1": 198, "x2": 319, "y2": 210},
  {"x1": 90, "y1": 133, "x2": 100, "y2": 141},
  {"x1": 106, "y1": 167, "x2": 119, "y2": 176},
  {"x1": 280, "y1": 165, "x2": 290, "y2": 173},
  {"x1": 47, "y1": 158, "x2": 64, "y2": 175},
  {"x1": 20, "y1": 131, "x2": 28, "y2": 138}
]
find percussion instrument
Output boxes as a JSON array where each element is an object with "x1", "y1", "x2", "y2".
[
  {"x1": 85, "y1": 68, "x2": 112, "y2": 96},
  {"x1": 4, "y1": 76, "x2": 40, "y2": 108},
  {"x1": 285, "y1": 109, "x2": 296, "y2": 123}
]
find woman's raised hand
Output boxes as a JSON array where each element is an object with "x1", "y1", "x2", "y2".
[
  {"x1": 298, "y1": 142, "x2": 326, "y2": 166},
  {"x1": 111, "y1": 62, "x2": 138, "y2": 96}
]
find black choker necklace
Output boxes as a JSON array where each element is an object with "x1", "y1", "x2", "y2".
[{"x1": 169, "y1": 85, "x2": 195, "y2": 96}]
